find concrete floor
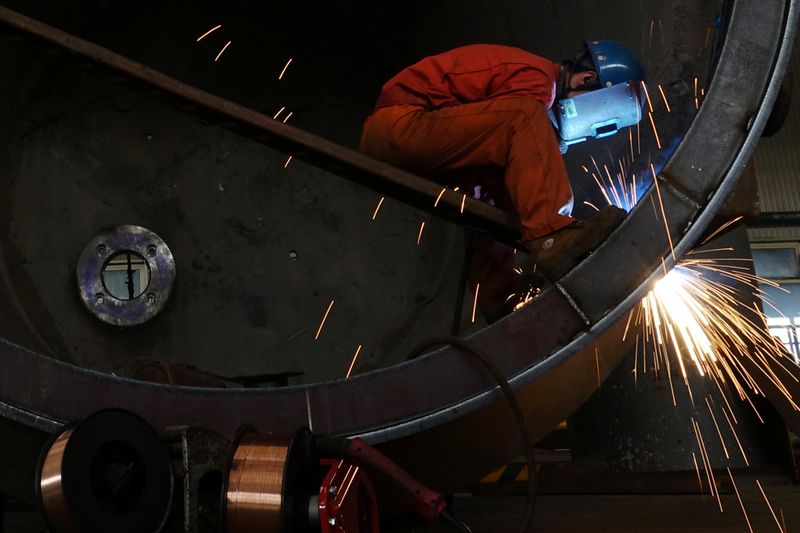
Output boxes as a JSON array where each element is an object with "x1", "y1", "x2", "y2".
[
  {"x1": 382, "y1": 473, "x2": 798, "y2": 532},
  {"x1": 5, "y1": 473, "x2": 796, "y2": 532}
]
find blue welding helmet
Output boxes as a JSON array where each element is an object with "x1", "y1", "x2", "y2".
[
  {"x1": 554, "y1": 81, "x2": 643, "y2": 147},
  {"x1": 585, "y1": 40, "x2": 646, "y2": 88}
]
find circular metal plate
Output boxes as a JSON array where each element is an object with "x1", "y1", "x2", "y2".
[{"x1": 76, "y1": 225, "x2": 175, "y2": 327}]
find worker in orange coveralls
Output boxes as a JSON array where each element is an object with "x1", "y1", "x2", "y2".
[{"x1": 361, "y1": 41, "x2": 645, "y2": 318}]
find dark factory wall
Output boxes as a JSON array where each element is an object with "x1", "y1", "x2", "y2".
[{"x1": 0, "y1": 0, "x2": 720, "y2": 385}]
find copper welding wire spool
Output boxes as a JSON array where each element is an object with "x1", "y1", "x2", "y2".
[
  {"x1": 37, "y1": 427, "x2": 82, "y2": 533},
  {"x1": 35, "y1": 409, "x2": 174, "y2": 533},
  {"x1": 225, "y1": 428, "x2": 316, "y2": 533}
]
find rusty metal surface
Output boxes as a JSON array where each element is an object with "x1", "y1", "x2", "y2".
[{"x1": 0, "y1": 0, "x2": 796, "y2": 494}]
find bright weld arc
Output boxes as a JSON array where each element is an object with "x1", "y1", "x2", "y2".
[{"x1": 315, "y1": 300, "x2": 335, "y2": 340}]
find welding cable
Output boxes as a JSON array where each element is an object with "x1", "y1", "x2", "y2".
[
  {"x1": 406, "y1": 337, "x2": 538, "y2": 533},
  {"x1": 440, "y1": 507, "x2": 474, "y2": 533}
]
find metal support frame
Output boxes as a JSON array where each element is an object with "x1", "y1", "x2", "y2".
[{"x1": 0, "y1": 0, "x2": 796, "y2": 492}]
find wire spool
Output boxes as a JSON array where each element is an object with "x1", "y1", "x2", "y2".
[
  {"x1": 36, "y1": 408, "x2": 174, "y2": 533},
  {"x1": 225, "y1": 427, "x2": 316, "y2": 533}
]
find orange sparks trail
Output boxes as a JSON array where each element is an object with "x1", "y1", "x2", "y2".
[
  {"x1": 471, "y1": 284, "x2": 480, "y2": 323},
  {"x1": 705, "y1": 397, "x2": 729, "y2": 459},
  {"x1": 273, "y1": 106, "x2": 286, "y2": 120},
  {"x1": 637, "y1": 121, "x2": 641, "y2": 155},
  {"x1": 595, "y1": 348, "x2": 602, "y2": 390},
  {"x1": 694, "y1": 77, "x2": 700, "y2": 109},
  {"x1": 648, "y1": 112, "x2": 662, "y2": 149},
  {"x1": 641, "y1": 81, "x2": 655, "y2": 113},
  {"x1": 657, "y1": 84, "x2": 671, "y2": 112},
  {"x1": 346, "y1": 345, "x2": 362, "y2": 378},
  {"x1": 282, "y1": 112, "x2": 293, "y2": 124},
  {"x1": 434, "y1": 187, "x2": 447, "y2": 207},
  {"x1": 701, "y1": 216, "x2": 744, "y2": 245},
  {"x1": 214, "y1": 41, "x2": 232, "y2": 62},
  {"x1": 756, "y1": 480, "x2": 785, "y2": 533},
  {"x1": 371, "y1": 197, "x2": 385, "y2": 220},
  {"x1": 284, "y1": 155, "x2": 293, "y2": 168},
  {"x1": 315, "y1": 300, "x2": 335, "y2": 340},
  {"x1": 728, "y1": 468, "x2": 754, "y2": 533},
  {"x1": 583, "y1": 201, "x2": 600, "y2": 212},
  {"x1": 691, "y1": 452, "x2": 704, "y2": 494},
  {"x1": 278, "y1": 58, "x2": 293, "y2": 80},
  {"x1": 417, "y1": 221, "x2": 426, "y2": 245},
  {"x1": 650, "y1": 163, "x2": 674, "y2": 258},
  {"x1": 196, "y1": 24, "x2": 222, "y2": 42},
  {"x1": 460, "y1": 194, "x2": 467, "y2": 214}
]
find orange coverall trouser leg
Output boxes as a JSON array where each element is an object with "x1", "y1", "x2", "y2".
[
  {"x1": 359, "y1": 97, "x2": 575, "y2": 242},
  {"x1": 360, "y1": 97, "x2": 575, "y2": 318}
]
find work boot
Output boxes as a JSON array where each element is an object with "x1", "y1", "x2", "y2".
[{"x1": 524, "y1": 206, "x2": 626, "y2": 281}]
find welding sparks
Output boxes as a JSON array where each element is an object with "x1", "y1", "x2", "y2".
[
  {"x1": 657, "y1": 84, "x2": 671, "y2": 113},
  {"x1": 756, "y1": 480, "x2": 786, "y2": 533},
  {"x1": 641, "y1": 81, "x2": 655, "y2": 114},
  {"x1": 284, "y1": 155, "x2": 293, "y2": 168},
  {"x1": 416, "y1": 221, "x2": 426, "y2": 246},
  {"x1": 471, "y1": 284, "x2": 480, "y2": 323},
  {"x1": 648, "y1": 112, "x2": 662, "y2": 149},
  {"x1": 345, "y1": 344, "x2": 362, "y2": 379},
  {"x1": 635, "y1": 258, "x2": 800, "y2": 421},
  {"x1": 314, "y1": 300, "x2": 335, "y2": 340},
  {"x1": 694, "y1": 77, "x2": 700, "y2": 110},
  {"x1": 214, "y1": 41, "x2": 232, "y2": 62},
  {"x1": 460, "y1": 194, "x2": 467, "y2": 214},
  {"x1": 196, "y1": 24, "x2": 222, "y2": 42},
  {"x1": 650, "y1": 164, "x2": 674, "y2": 257},
  {"x1": 278, "y1": 58, "x2": 293, "y2": 80},
  {"x1": 434, "y1": 187, "x2": 447, "y2": 207},
  {"x1": 371, "y1": 196, "x2": 385, "y2": 220},
  {"x1": 273, "y1": 106, "x2": 286, "y2": 120},
  {"x1": 595, "y1": 348, "x2": 602, "y2": 390},
  {"x1": 728, "y1": 467, "x2": 754, "y2": 533},
  {"x1": 282, "y1": 112, "x2": 293, "y2": 124}
]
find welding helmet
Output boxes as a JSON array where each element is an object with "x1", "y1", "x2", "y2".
[
  {"x1": 554, "y1": 40, "x2": 645, "y2": 151},
  {"x1": 585, "y1": 40, "x2": 645, "y2": 88},
  {"x1": 554, "y1": 81, "x2": 643, "y2": 149}
]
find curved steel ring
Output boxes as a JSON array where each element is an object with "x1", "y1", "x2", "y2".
[{"x1": 0, "y1": 0, "x2": 797, "y2": 491}]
